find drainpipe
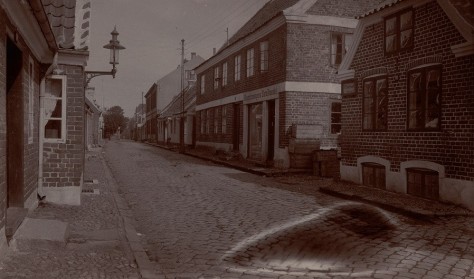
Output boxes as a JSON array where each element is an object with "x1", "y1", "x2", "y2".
[{"x1": 37, "y1": 53, "x2": 58, "y2": 200}]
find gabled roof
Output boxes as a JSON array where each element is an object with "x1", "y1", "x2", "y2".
[
  {"x1": 41, "y1": 0, "x2": 91, "y2": 50},
  {"x1": 159, "y1": 86, "x2": 197, "y2": 118},
  {"x1": 338, "y1": 0, "x2": 474, "y2": 79}
]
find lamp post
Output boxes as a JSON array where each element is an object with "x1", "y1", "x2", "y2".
[{"x1": 84, "y1": 26, "x2": 126, "y2": 88}]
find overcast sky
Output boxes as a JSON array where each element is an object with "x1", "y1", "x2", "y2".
[{"x1": 86, "y1": 0, "x2": 268, "y2": 117}]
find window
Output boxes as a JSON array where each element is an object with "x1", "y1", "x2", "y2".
[
  {"x1": 385, "y1": 9, "x2": 413, "y2": 54},
  {"x1": 407, "y1": 168, "x2": 439, "y2": 200},
  {"x1": 44, "y1": 75, "x2": 66, "y2": 141},
  {"x1": 331, "y1": 102, "x2": 341, "y2": 134},
  {"x1": 408, "y1": 65, "x2": 441, "y2": 130},
  {"x1": 200, "y1": 74, "x2": 205, "y2": 94},
  {"x1": 234, "y1": 55, "x2": 241, "y2": 81},
  {"x1": 221, "y1": 106, "x2": 227, "y2": 134},
  {"x1": 362, "y1": 163, "x2": 386, "y2": 189},
  {"x1": 206, "y1": 109, "x2": 211, "y2": 134},
  {"x1": 260, "y1": 41, "x2": 268, "y2": 72},
  {"x1": 222, "y1": 62, "x2": 228, "y2": 87},
  {"x1": 362, "y1": 76, "x2": 388, "y2": 130},
  {"x1": 331, "y1": 33, "x2": 353, "y2": 66},
  {"x1": 214, "y1": 108, "x2": 219, "y2": 134},
  {"x1": 186, "y1": 70, "x2": 196, "y2": 81},
  {"x1": 200, "y1": 110, "x2": 205, "y2": 134},
  {"x1": 28, "y1": 57, "x2": 34, "y2": 144},
  {"x1": 246, "y1": 48, "x2": 254, "y2": 77},
  {"x1": 214, "y1": 66, "x2": 220, "y2": 89}
]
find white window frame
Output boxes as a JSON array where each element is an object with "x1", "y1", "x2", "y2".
[
  {"x1": 28, "y1": 56, "x2": 35, "y2": 144},
  {"x1": 43, "y1": 75, "x2": 67, "y2": 143},
  {"x1": 246, "y1": 48, "x2": 254, "y2": 77},
  {"x1": 222, "y1": 62, "x2": 228, "y2": 87},
  {"x1": 234, "y1": 55, "x2": 241, "y2": 81},
  {"x1": 260, "y1": 41, "x2": 269, "y2": 73}
]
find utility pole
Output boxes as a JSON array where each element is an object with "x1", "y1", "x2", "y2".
[
  {"x1": 179, "y1": 39, "x2": 185, "y2": 153},
  {"x1": 226, "y1": 27, "x2": 229, "y2": 46}
]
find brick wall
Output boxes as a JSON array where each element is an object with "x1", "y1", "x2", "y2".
[
  {"x1": 196, "y1": 25, "x2": 287, "y2": 105},
  {"x1": 341, "y1": 1, "x2": 474, "y2": 181},
  {"x1": 42, "y1": 64, "x2": 84, "y2": 188},
  {"x1": 280, "y1": 91, "x2": 339, "y2": 148},
  {"x1": 0, "y1": 9, "x2": 6, "y2": 229},
  {"x1": 286, "y1": 23, "x2": 352, "y2": 83}
]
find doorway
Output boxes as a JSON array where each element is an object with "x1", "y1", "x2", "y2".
[
  {"x1": 232, "y1": 103, "x2": 240, "y2": 151},
  {"x1": 6, "y1": 38, "x2": 24, "y2": 208},
  {"x1": 267, "y1": 100, "x2": 275, "y2": 162}
]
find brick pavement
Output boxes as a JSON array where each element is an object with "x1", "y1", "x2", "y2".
[
  {"x1": 105, "y1": 140, "x2": 474, "y2": 279},
  {"x1": 0, "y1": 148, "x2": 140, "y2": 279}
]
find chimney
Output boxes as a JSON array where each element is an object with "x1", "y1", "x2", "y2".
[
  {"x1": 213, "y1": 48, "x2": 216, "y2": 55},
  {"x1": 191, "y1": 52, "x2": 196, "y2": 60}
]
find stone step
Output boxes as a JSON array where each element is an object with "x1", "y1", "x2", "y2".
[
  {"x1": 5, "y1": 207, "x2": 28, "y2": 238},
  {"x1": 10, "y1": 218, "x2": 69, "y2": 251}
]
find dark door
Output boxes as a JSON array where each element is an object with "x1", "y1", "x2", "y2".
[
  {"x1": 267, "y1": 100, "x2": 275, "y2": 162},
  {"x1": 6, "y1": 38, "x2": 24, "y2": 207},
  {"x1": 232, "y1": 103, "x2": 240, "y2": 151}
]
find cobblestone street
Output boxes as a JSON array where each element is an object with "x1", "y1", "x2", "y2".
[{"x1": 104, "y1": 141, "x2": 474, "y2": 279}]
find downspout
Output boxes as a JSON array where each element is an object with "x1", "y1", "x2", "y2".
[{"x1": 37, "y1": 53, "x2": 58, "y2": 200}]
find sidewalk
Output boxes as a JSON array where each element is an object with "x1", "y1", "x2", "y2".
[
  {"x1": 145, "y1": 141, "x2": 473, "y2": 219},
  {"x1": 0, "y1": 148, "x2": 143, "y2": 279}
]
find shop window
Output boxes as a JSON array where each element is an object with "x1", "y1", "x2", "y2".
[
  {"x1": 214, "y1": 108, "x2": 219, "y2": 134},
  {"x1": 222, "y1": 62, "x2": 228, "y2": 87},
  {"x1": 234, "y1": 55, "x2": 241, "y2": 81},
  {"x1": 408, "y1": 65, "x2": 441, "y2": 130},
  {"x1": 407, "y1": 168, "x2": 439, "y2": 200},
  {"x1": 362, "y1": 163, "x2": 386, "y2": 189},
  {"x1": 260, "y1": 41, "x2": 268, "y2": 72},
  {"x1": 246, "y1": 48, "x2": 254, "y2": 77},
  {"x1": 44, "y1": 75, "x2": 66, "y2": 141},
  {"x1": 331, "y1": 102, "x2": 341, "y2": 134},
  {"x1": 331, "y1": 32, "x2": 353, "y2": 65},
  {"x1": 221, "y1": 106, "x2": 227, "y2": 134},
  {"x1": 363, "y1": 76, "x2": 388, "y2": 130},
  {"x1": 385, "y1": 9, "x2": 413, "y2": 54}
]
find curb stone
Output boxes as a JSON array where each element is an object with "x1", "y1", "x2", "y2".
[{"x1": 99, "y1": 152, "x2": 157, "y2": 279}]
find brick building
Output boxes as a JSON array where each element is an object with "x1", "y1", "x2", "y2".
[
  {"x1": 337, "y1": 0, "x2": 474, "y2": 209},
  {"x1": 145, "y1": 83, "x2": 157, "y2": 141},
  {"x1": 0, "y1": 0, "x2": 91, "y2": 247},
  {"x1": 194, "y1": 0, "x2": 385, "y2": 169}
]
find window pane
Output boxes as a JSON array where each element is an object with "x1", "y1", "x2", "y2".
[
  {"x1": 45, "y1": 120, "x2": 61, "y2": 139},
  {"x1": 385, "y1": 17, "x2": 397, "y2": 35},
  {"x1": 249, "y1": 103, "x2": 263, "y2": 160},
  {"x1": 400, "y1": 29, "x2": 413, "y2": 49},
  {"x1": 385, "y1": 34, "x2": 397, "y2": 53},
  {"x1": 426, "y1": 70, "x2": 440, "y2": 128},
  {"x1": 400, "y1": 10, "x2": 413, "y2": 30},
  {"x1": 331, "y1": 33, "x2": 343, "y2": 65},
  {"x1": 50, "y1": 100, "x2": 62, "y2": 118},
  {"x1": 376, "y1": 79, "x2": 388, "y2": 129},
  {"x1": 363, "y1": 81, "x2": 374, "y2": 129},
  {"x1": 45, "y1": 78, "x2": 62, "y2": 98}
]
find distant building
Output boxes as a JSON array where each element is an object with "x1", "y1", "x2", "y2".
[
  {"x1": 145, "y1": 53, "x2": 205, "y2": 142},
  {"x1": 337, "y1": 0, "x2": 474, "y2": 209},
  {"x1": 85, "y1": 87, "x2": 102, "y2": 148}
]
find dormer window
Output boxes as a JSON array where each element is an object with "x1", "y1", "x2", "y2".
[{"x1": 384, "y1": 9, "x2": 413, "y2": 54}]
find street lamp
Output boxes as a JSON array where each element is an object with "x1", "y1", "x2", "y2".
[{"x1": 84, "y1": 26, "x2": 126, "y2": 88}]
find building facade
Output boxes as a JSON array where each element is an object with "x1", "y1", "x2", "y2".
[
  {"x1": 194, "y1": 0, "x2": 385, "y2": 168},
  {"x1": 145, "y1": 83, "x2": 157, "y2": 141},
  {"x1": 337, "y1": 0, "x2": 474, "y2": 209}
]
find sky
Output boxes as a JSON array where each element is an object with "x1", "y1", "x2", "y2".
[{"x1": 86, "y1": 0, "x2": 268, "y2": 117}]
